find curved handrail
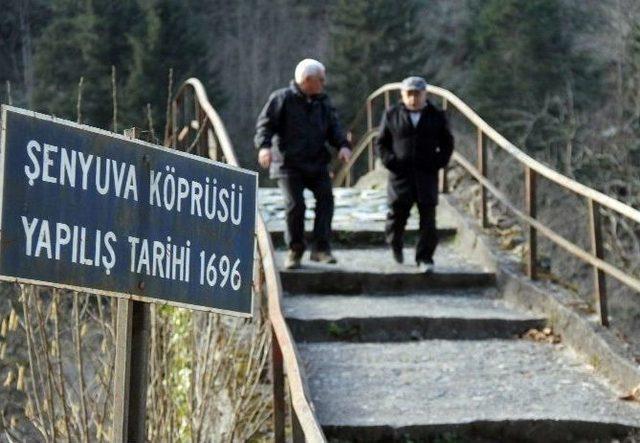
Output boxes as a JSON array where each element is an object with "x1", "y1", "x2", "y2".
[
  {"x1": 344, "y1": 82, "x2": 640, "y2": 326},
  {"x1": 333, "y1": 128, "x2": 379, "y2": 186},
  {"x1": 368, "y1": 83, "x2": 640, "y2": 224},
  {"x1": 170, "y1": 78, "x2": 325, "y2": 441}
]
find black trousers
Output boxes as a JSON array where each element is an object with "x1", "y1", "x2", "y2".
[
  {"x1": 278, "y1": 168, "x2": 334, "y2": 253},
  {"x1": 385, "y1": 172, "x2": 438, "y2": 263}
]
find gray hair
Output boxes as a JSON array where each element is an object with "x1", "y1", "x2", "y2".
[{"x1": 295, "y1": 59, "x2": 325, "y2": 84}]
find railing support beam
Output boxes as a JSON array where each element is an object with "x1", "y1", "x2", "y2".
[
  {"x1": 271, "y1": 329, "x2": 285, "y2": 443},
  {"x1": 441, "y1": 98, "x2": 449, "y2": 194},
  {"x1": 366, "y1": 100, "x2": 374, "y2": 172},
  {"x1": 588, "y1": 199, "x2": 609, "y2": 326},
  {"x1": 291, "y1": 399, "x2": 304, "y2": 443},
  {"x1": 525, "y1": 167, "x2": 537, "y2": 280},
  {"x1": 477, "y1": 128, "x2": 488, "y2": 227}
]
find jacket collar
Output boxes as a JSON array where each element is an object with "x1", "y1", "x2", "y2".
[
  {"x1": 289, "y1": 80, "x2": 326, "y2": 101},
  {"x1": 399, "y1": 100, "x2": 433, "y2": 114}
]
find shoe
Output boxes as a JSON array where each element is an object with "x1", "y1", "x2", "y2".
[
  {"x1": 284, "y1": 249, "x2": 302, "y2": 269},
  {"x1": 391, "y1": 245, "x2": 403, "y2": 264},
  {"x1": 310, "y1": 250, "x2": 337, "y2": 264},
  {"x1": 417, "y1": 260, "x2": 435, "y2": 274}
]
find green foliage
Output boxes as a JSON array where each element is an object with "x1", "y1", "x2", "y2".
[
  {"x1": 466, "y1": 0, "x2": 600, "y2": 155},
  {"x1": 32, "y1": 0, "x2": 98, "y2": 121},
  {"x1": 124, "y1": 0, "x2": 220, "y2": 131},
  {"x1": 32, "y1": 0, "x2": 142, "y2": 128},
  {"x1": 30, "y1": 0, "x2": 220, "y2": 133},
  {"x1": 328, "y1": 0, "x2": 424, "y2": 124},
  {"x1": 470, "y1": 0, "x2": 569, "y2": 109}
]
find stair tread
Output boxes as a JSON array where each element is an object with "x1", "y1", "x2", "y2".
[
  {"x1": 284, "y1": 294, "x2": 542, "y2": 322},
  {"x1": 259, "y1": 189, "x2": 458, "y2": 234},
  {"x1": 298, "y1": 340, "x2": 640, "y2": 429},
  {"x1": 276, "y1": 246, "x2": 489, "y2": 275}
]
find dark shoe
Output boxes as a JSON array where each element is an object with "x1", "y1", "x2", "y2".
[
  {"x1": 310, "y1": 250, "x2": 337, "y2": 264},
  {"x1": 391, "y1": 244, "x2": 404, "y2": 264},
  {"x1": 284, "y1": 249, "x2": 302, "y2": 269},
  {"x1": 417, "y1": 259, "x2": 435, "y2": 274}
]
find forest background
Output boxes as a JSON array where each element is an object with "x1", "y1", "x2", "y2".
[{"x1": 2, "y1": 0, "x2": 640, "y2": 351}]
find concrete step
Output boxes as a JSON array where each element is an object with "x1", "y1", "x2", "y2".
[
  {"x1": 261, "y1": 188, "x2": 459, "y2": 248},
  {"x1": 276, "y1": 247, "x2": 495, "y2": 294},
  {"x1": 268, "y1": 226, "x2": 456, "y2": 248},
  {"x1": 284, "y1": 294, "x2": 545, "y2": 342},
  {"x1": 281, "y1": 270, "x2": 495, "y2": 294},
  {"x1": 299, "y1": 340, "x2": 640, "y2": 442}
]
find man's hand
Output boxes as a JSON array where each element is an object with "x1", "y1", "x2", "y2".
[
  {"x1": 338, "y1": 147, "x2": 352, "y2": 163},
  {"x1": 258, "y1": 148, "x2": 272, "y2": 169}
]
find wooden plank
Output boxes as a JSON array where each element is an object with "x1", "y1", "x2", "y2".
[
  {"x1": 271, "y1": 330, "x2": 285, "y2": 443},
  {"x1": 588, "y1": 199, "x2": 609, "y2": 326},
  {"x1": 113, "y1": 299, "x2": 132, "y2": 443},
  {"x1": 112, "y1": 298, "x2": 150, "y2": 442},
  {"x1": 477, "y1": 128, "x2": 488, "y2": 228},
  {"x1": 112, "y1": 128, "x2": 151, "y2": 443},
  {"x1": 525, "y1": 167, "x2": 537, "y2": 280},
  {"x1": 127, "y1": 301, "x2": 149, "y2": 442}
]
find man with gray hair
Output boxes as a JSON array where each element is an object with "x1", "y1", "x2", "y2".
[{"x1": 255, "y1": 58, "x2": 352, "y2": 269}]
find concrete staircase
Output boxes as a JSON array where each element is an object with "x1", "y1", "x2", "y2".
[{"x1": 261, "y1": 189, "x2": 640, "y2": 442}]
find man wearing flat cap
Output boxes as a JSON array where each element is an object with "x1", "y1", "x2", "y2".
[
  {"x1": 255, "y1": 59, "x2": 352, "y2": 269},
  {"x1": 375, "y1": 76, "x2": 454, "y2": 272}
]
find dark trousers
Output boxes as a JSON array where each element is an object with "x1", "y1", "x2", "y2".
[
  {"x1": 278, "y1": 169, "x2": 334, "y2": 253},
  {"x1": 385, "y1": 173, "x2": 438, "y2": 263}
]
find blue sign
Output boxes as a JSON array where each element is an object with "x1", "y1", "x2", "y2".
[{"x1": 0, "y1": 106, "x2": 257, "y2": 317}]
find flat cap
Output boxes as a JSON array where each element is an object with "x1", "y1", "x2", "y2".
[{"x1": 401, "y1": 76, "x2": 427, "y2": 91}]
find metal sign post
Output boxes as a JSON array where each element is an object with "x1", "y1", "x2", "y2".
[{"x1": 113, "y1": 128, "x2": 150, "y2": 443}]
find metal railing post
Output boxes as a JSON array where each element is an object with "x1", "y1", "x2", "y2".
[
  {"x1": 525, "y1": 167, "x2": 537, "y2": 280},
  {"x1": 588, "y1": 199, "x2": 609, "y2": 326},
  {"x1": 441, "y1": 98, "x2": 449, "y2": 194},
  {"x1": 366, "y1": 99, "x2": 373, "y2": 172},
  {"x1": 477, "y1": 128, "x2": 488, "y2": 227},
  {"x1": 271, "y1": 328, "x2": 285, "y2": 443},
  {"x1": 291, "y1": 401, "x2": 304, "y2": 443}
]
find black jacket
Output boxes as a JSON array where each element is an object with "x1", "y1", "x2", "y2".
[
  {"x1": 254, "y1": 81, "x2": 350, "y2": 177},
  {"x1": 375, "y1": 101, "x2": 453, "y2": 175}
]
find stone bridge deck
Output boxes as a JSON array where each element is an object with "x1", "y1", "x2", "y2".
[{"x1": 260, "y1": 188, "x2": 640, "y2": 442}]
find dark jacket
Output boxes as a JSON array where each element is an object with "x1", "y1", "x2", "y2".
[
  {"x1": 254, "y1": 81, "x2": 350, "y2": 177},
  {"x1": 375, "y1": 100, "x2": 454, "y2": 206},
  {"x1": 375, "y1": 100, "x2": 453, "y2": 175}
]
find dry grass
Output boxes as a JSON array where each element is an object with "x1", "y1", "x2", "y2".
[{"x1": 0, "y1": 280, "x2": 272, "y2": 442}]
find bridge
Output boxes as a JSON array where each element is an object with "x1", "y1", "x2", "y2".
[{"x1": 166, "y1": 79, "x2": 640, "y2": 442}]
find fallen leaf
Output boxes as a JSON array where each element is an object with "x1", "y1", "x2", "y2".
[{"x1": 619, "y1": 385, "x2": 640, "y2": 402}]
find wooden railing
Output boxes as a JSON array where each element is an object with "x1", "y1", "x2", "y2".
[
  {"x1": 166, "y1": 78, "x2": 325, "y2": 442},
  {"x1": 336, "y1": 82, "x2": 640, "y2": 327}
]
